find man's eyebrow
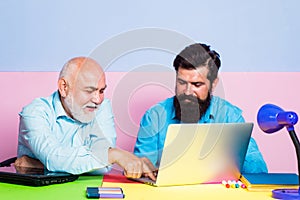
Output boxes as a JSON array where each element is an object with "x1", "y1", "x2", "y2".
[
  {"x1": 85, "y1": 86, "x2": 97, "y2": 90},
  {"x1": 85, "y1": 85, "x2": 107, "y2": 91},
  {"x1": 177, "y1": 77, "x2": 203, "y2": 85},
  {"x1": 100, "y1": 85, "x2": 107, "y2": 90},
  {"x1": 177, "y1": 77, "x2": 187, "y2": 82}
]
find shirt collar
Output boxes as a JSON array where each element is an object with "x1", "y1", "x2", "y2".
[
  {"x1": 170, "y1": 98, "x2": 179, "y2": 123},
  {"x1": 199, "y1": 104, "x2": 215, "y2": 123},
  {"x1": 53, "y1": 91, "x2": 71, "y2": 119}
]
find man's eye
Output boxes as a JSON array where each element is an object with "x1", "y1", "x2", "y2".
[
  {"x1": 178, "y1": 80, "x2": 186, "y2": 85},
  {"x1": 193, "y1": 83, "x2": 203, "y2": 87}
]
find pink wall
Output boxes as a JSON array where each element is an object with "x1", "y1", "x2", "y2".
[
  {"x1": 221, "y1": 72, "x2": 300, "y2": 173},
  {"x1": 1, "y1": 72, "x2": 299, "y2": 173}
]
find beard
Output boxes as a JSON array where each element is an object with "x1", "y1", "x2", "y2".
[
  {"x1": 173, "y1": 93, "x2": 212, "y2": 123},
  {"x1": 64, "y1": 94, "x2": 98, "y2": 123}
]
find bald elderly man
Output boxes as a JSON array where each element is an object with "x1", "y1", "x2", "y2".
[{"x1": 15, "y1": 57, "x2": 156, "y2": 180}]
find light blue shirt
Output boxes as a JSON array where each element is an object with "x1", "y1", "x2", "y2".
[
  {"x1": 17, "y1": 91, "x2": 116, "y2": 175},
  {"x1": 134, "y1": 96, "x2": 268, "y2": 173}
]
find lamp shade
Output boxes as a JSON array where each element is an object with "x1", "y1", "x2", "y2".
[
  {"x1": 257, "y1": 104, "x2": 298, "y2": 133},
  {"x1": 257, "y1": 104, "x2": 300, "y2": 199}
]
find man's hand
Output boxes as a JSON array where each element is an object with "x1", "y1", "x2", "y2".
[
  {"x1": 14, "y1": 155, "x2": 44, "y2": 169},
  {"x1": 108, "y1": 148, "x2": 157, "y2": 181},
  {"x1": 140, "y1": 157, "x2": 158, "y2": 181}
]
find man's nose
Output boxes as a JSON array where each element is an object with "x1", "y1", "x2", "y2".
[
  {"x1": 184, "y1": 84, "x2": 193, "y2": 95},
  {"x1": 92, "y1": 92, "x2": 103, "y2": 104}
]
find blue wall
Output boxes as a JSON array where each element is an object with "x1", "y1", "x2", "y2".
[{"x1": 1, "y1": 0, "x2": 299, "y2": 72}]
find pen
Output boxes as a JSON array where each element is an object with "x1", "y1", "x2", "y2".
[{"x1": 87, "y1": 187, "x2": 123, "y2": 192}]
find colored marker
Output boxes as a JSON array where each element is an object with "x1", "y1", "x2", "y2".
[{"x1": 86, "y1": 187, "x2": 125, "y2": 198}]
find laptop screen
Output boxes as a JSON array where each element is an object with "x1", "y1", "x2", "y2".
[{"x1": 132, "y1": 123, "x2": 254, "y2": 186}]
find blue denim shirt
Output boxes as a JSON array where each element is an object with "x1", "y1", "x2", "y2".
[{"x1": 134, "y1": 96, "x2": 268, "y2": 173}]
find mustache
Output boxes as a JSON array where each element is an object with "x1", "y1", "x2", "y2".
[
  {"x1": 176, "y1": 94, "x2": 199, "y2": 103},
  {"x1": 84, "y1": 103, "x2": 98, "y2": 109}
]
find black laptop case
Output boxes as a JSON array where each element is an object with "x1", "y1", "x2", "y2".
[{"x1": 0, "y1": 157, "x2": 79, "y2": 186}]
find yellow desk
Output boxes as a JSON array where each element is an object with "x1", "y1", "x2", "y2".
[
  {"x1": 103, "y1": 174, "x2": 274, "y2": 199},
  {"x1": 102, "y1": 182, "x2": 273, "y2": 200},
  {"x1": 0, "y1": 174, "x2": 274, "y2": 199}
]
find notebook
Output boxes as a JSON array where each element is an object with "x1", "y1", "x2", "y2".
[
  {"x1": 0, "y1": 157, "x2": 79, "y2": 186},
  {"x1": 133, "y1": 122, "x2": 253, "y2": 186},
  {"x1": 240, "y1": 173, "x2": 299, "y2": 191}
]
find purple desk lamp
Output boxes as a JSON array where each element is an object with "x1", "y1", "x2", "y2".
[{"x1": 257, "y1": 104, "x2": 299, "y2": 199}]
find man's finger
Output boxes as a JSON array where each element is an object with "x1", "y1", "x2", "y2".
[{"x1": 144, "y1": 171, "x2": 156, "y2": 181}]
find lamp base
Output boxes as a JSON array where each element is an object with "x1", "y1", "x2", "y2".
[{"x1": 272, "y1": 188, "x2": 300, "y2": 199}]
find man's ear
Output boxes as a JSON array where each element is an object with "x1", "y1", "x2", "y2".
[
  {"x1": 211, "y1": 77, "x2": 219, "y2": 92},
  {"x1": 58, "y1": 78, "x2": 68, "y2": 97}
]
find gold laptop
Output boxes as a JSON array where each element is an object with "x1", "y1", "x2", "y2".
[{"x1": 133, "y1": 123, "x2": 253, "y2": 186}]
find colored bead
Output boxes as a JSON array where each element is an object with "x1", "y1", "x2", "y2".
[
  {"x1": 237, "y1": 181, "x2": 243, "y2": 185},
  {"x1": 223, "y1": 180, "x2": 246, "y2": 189}
]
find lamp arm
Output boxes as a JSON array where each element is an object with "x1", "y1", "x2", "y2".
[{"x1": 288, "y1": 130, "x2": 300, "y2": 185}]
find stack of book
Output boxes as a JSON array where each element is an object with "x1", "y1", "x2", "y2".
[{"x1": 240, "y1": 173, "x2": 299, "y2": 192}]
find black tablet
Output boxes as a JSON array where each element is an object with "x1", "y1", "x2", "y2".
[{"x1": 0, "y1": 157, "x2": 79, "y2": 186}]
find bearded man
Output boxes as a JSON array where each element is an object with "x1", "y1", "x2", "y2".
[
  {"x1": 16, "y1": 57, "x2": 156, "y2": 180},
  {"x1": 133, "y1": 43, "x2": 268, "y2": 173}
]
